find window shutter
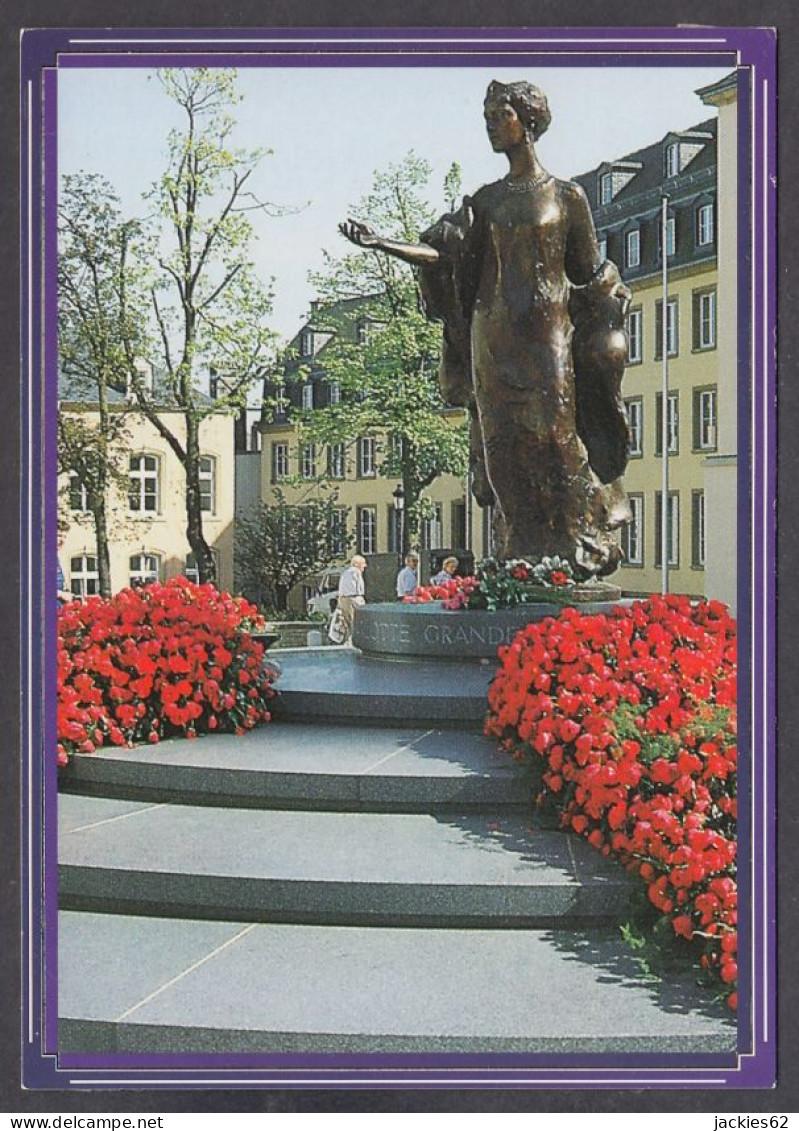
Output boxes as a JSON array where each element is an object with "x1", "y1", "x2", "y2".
[
  {"x1": 655, "y1": 395, "x2": 663, "y2": 456},
  {"x1": 693, "y1": 389, "x2": 701, "y2": 450},
  {"x1": 692, "y1": 292, "x2": 701, "y2": 351},
  {"x1": 655, "y1": 301, "x2": 663, "y2": 360}
]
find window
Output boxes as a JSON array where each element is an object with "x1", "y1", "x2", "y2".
[
  {"x1": 693, "y1": 289, "x2": 717, "y2": 350},
  {"x1": 358, "y1": 436, "x2": 376, "y2": 478},
  {"x1": 250, "y1": 424, "x2": 262, "y2": 452},
  {"x1": 621, "y1": 494, "x2": 644, "y2": 566},
  {"x1": 301, "y1": 443, "x2": 317, "y2": 480},
  {"x1": 128, "y1": 454, "x2": 160, "y2": 513},
  {"x1": 597, "y1": 235, "x2": 607, "y2": 261},
  {"x1": 387, "y1": 507, "x2": 402, "y2": 554},
  {"x1": 626, "y1": 308, "x2": 643, "y2": 363},
  {"x1": 209, "y1": 370, "x2": 219, "y2": 400},
  {"x1": 624, "y1": 398, "x2": 643, "y2": 457},
  {"x1": 599, "y1": 172, "x2": 613, "y2": 205},
  {"x1": 328, "y1": 442, "x2": 346, "y2": 479},
  {"x1": 199, "y1": 456, "x2": 216, "y2": 513},
  {"x1": 657, "y1": 216, "x2": 676, "y2": 259},
  {"x1": 328, "y1": 382, "x2": 341, "y2": 405},
  {"x1": 302, "y1": 383, "x2": 314, "y2": 410},
  {"x1": 692, "y1": 491, "x2": 706, "y2": 568},
  {"x1": 129, "y1": 552, "x2": 161, "y2": 587},
  {"x1": 664, "y1": 142, "x2": 680, "y2": 178},
  {"x1": 271, "y1": 442, "x2": 289, "y2": 482},
  {"x1": 654, "y1": 491, "x2": 680, "y2": 568},
  {"x1": 655, "y1": 298, "x2": 679, "y2": 358},
  {"x1": 655, "y1": 392, "x2": 679, "y2": 455},
  {"x1": 693, "y1": 387, "x2": 718, "y2": 451},
  {"x1": 300, "y1": 330, "x2": 314, "y2": 357},
  {"x1": 625, "y1": 229, "x2": 640, "y2": 269},
  {"x1": 185, "y1": 550, "x2": 218, "y2": 584},
  {"x1": 697, "y1": 203, "x2": 715, "y2": 247},
  {"x1": 70, "y1": 554, "x2": 99, "y2": 597},
  {"x1": 273, "y1": 387, "x2": 287, "y2": 420},
  {"x1": 357, "y1": 506, "x2": 377, "y2": 555},
  {"x1": 68, "y1": 472, "x2": 90, "y2": 512},
  {"x1": 329, "y1": 508, "x2": 348, "y2": 557},
  {"x1": 421, "y1": 504, "x2": 444, "y2": 551}
]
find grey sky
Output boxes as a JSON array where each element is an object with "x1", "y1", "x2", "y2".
[{"x1": 58, "y1": 64, "x2": 730, "y2": 342}]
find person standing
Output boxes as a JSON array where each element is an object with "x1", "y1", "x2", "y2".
[
  {"x1": 395, "y1": 552, "x2": 419, "y2": 599},
  {"x1": 336, "y1": 554, "x2": 367, "y2": 642}
]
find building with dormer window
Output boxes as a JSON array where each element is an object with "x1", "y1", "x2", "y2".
[{"x1": 575, "y1": 100, "x2": 735, "y2": 608}]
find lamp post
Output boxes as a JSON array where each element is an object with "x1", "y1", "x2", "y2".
[{"x1": 392, "y1": 483, "x2": 405, "y2": 563}]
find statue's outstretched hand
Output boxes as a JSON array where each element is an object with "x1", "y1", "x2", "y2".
[{"x1": 339, "y1": 219, "x2": 382, "y2": 249}]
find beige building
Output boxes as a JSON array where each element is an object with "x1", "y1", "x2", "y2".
[
  {"x1": 59, "y1": 374, "x2": 236, "y2": 596},
  {"x1": 697, "y1": 72, "x2": 738, "y2": 614},
  {"x1": 575, "y1": 98, "x2": 734, "y2": 605}
]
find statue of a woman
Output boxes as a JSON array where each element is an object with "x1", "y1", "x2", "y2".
[{"x1": 340, "y1": 79, "x2": 631, "y2": 577}]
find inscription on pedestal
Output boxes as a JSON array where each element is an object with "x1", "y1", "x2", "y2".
[{"x1": 353, "y1": 600, "x2": 629, "y2": 661}]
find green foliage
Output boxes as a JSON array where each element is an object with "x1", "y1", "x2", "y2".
[
  {"x1": 138, "y1": 68, "x2": 278, "y2": 420},
  {"x1": 299, "y1": 153, "x2": 469, "y2": 543},
  {"x1": 58, "y1": 174, "x2": 151, "y2": 595},
  {"x1": 235, "y1": 488, "x2": 352, "y2": 612}
]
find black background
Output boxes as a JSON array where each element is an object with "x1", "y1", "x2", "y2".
[{"x1": 2, "y1": 0, "x2": 797, "y2": 1115}]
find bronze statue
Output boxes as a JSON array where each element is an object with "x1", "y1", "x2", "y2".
[{"x1": 340, "y1": 80, "x2": 631, "y2": 577}]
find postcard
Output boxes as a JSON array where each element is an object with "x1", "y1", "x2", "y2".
[{"x1": 19, "y1": 26, "x2": 776, "y2": 1093}]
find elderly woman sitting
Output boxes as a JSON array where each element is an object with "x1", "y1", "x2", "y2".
[{"x1": 430, "y1": 556, "x2": 459, "y2": 586}]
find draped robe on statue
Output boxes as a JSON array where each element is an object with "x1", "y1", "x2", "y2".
[{"x1": 418, "y1": 175, "x2": 631, "y2": 576}]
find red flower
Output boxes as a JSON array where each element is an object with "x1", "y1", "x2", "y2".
[{"x1": 484, "y1": 595, "x2": 737, "y2": 1005}]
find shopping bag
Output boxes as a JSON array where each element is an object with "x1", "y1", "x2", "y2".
[{"x1": 327, "y1": 607, "x2": 347, "y2": 644}]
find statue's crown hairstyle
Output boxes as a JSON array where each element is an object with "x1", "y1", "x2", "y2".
[{"x1": 485, "y1": 80, "x2": 552, "y2": 141}]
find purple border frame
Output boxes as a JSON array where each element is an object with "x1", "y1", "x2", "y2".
[{"x1": 19, "y1": 25, "x2": 777, "y2": 1091}]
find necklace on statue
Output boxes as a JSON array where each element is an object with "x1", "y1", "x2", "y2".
[{"x1": 504, "y1": 171, "x2": 550, "y2": 193}]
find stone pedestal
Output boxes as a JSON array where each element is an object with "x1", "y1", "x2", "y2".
[{"x1": 353, "y1": 597, "x2": 629, "y2": 661}]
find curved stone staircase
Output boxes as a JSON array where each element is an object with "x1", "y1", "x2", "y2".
[{"x1": 58, "y1": 647, "x2": 736, "y2": 1058}]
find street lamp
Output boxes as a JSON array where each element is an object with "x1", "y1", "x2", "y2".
[{"x1": 392, "y1": 483, "x2": 405, "y2": 561}]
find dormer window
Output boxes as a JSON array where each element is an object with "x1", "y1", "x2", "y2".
[
  {"x1": 625, "y1": 229, "x2": 641, "y2": 269},
  {"x1": 301, "y1": 383, "x2": 314, "y2": 410},
  {"x1": 597, "y1": 162, "x2": 642, "y2": 207},
  {"x1": 127, "y1": 359, "x2": 154, "y2": 400},
  {"x1": 697, "y1": 203, "x2": 715, "y2": 247},
  {"x1": 300, "y1": 330, "x2": 314, "y2": 357},
  {"x1": 599, "y1": 173, "x2": 613, "y2": 206},
  {"x1": 657, "y1": 214, "x2": 676, "y2": 259},
  {"x1": 665, "y1": 143, "x2": 680, "y2": 178}
]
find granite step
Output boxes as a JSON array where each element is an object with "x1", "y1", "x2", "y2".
[
  {"x1": 270, "y1": 648, "x2": 494, "y2": 726},
  {"x1": 58, "y1": 911, "x2": 737, "y2": 1057},
  {"x1": 59, "y1": 723, "x2": 539, "y2": 813},
  {"x1": 58, "y1": 794, "x2": 635, "y2": 927}
]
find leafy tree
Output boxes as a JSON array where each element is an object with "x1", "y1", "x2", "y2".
[
  {"x1": 58, "y1": 174, "x2": 149, "y2": 596},
  {"x1": 126, "y1": 68, "x2": 278, "y2": 583},
  {"x1": 297, "y1": 154, "x2": 469, "y2": 550},
  {"x1": 236, "y1": 489, "x2": 352, "y2": 611}
]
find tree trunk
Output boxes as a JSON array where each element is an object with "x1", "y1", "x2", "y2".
[
  {"x1": 184, "y1": 418, "x2": 216, "y2": 585},
  {"x1": 92, "y1": 502, "x2": 112, "y2": 598}
]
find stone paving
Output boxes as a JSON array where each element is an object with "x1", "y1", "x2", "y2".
[{"x1": 58, "y1": 651, "x2": 737, "y2": 1057}]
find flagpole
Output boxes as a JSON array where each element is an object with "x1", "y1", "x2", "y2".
[{"x1": 661, "y1": 194, "x2": 670, "y2": 595}]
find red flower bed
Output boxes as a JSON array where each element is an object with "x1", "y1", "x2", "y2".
[
  {"x1": 57, "y1": 579, "x2": 276, "y2": 765},
  {"x1": 485, "y1": 595, "x2": 738, "y2": 1006}
]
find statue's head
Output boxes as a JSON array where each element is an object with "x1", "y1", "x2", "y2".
[{"x1": 484, "y1": 80, "x2": 551, "y2": 142}]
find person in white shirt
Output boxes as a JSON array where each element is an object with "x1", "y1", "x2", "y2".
[
  {"x1": 336, "y1": 554, "x2": 367, "y2": 641},
  {"x1": 395, "y1": 553, "x2": 419, "y2": 599}
]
